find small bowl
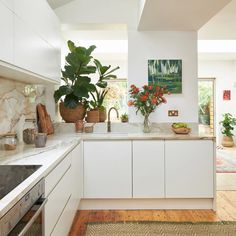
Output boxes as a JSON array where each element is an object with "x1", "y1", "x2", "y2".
[{"x1": 172, "y1": 127, "x2": 191, "y2": 134}]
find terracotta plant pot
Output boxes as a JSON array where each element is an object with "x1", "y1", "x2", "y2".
[
  {"x1": 222, "y1": 135, "x2": 234, "y2": 147},
  {"x1": 86, "y1": 109, "x2": 99, "y2": 123},
  {"x1": 99, "y1": 108, "x2": 107, "y2": 122},
  {"x1": 59, "y1": 102, "x2": 86, "y2": 123}
]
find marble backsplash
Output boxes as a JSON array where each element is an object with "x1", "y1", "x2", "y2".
[{"x1": 0, "y1": 77, "x2": 46, "y2": 141}]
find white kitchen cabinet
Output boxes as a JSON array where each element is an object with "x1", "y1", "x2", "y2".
[
  {"x1": 44, "y1": 166, "x2": 72, "y2": 236},
  {"x1": 0, "y1": 2, "x2": 14, "y2": 64},
  {"x1": 1, "y1": 0, "x2": 14, "y2": 10},
  {"x1": 70, "y1": 143, "x2": 83, "y2": 207},
  {"x1": 133, "y1": 141, "x2": 165, "y2": 198},
  {"x1": 84, "y1": 141, "x2": 132, "y2": 198},
  {"x1": 50, "y1": 143, "x2": 83, "y2": 236},
  {"x1": 14, "y1": 0, "x2": 61, "y2": 49},
  {"x1": 44, "y1": 142, "x2": 82, "y2": 236},
  {"x1": 14, "y1": 15, "x2": 60, "y2": 81},
  {"x1": 165, "y1": 140, "x2": 214, "y2": 198},
  {"x1": 0, "y1": 0, "x2": 60, "y2": 83}
]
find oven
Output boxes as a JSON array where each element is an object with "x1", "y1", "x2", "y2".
[{"x1": 0, "y1": 178, "x2": 46, "y2": 236}]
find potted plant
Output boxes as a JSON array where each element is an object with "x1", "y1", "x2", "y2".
[
  {"x1": 54, "y1": 41, "x2": 96, "y2": 122},
  {"x1": 120, "y1": 113, "x2": 129, "y2": 123},
  {"x1": 219, "y1": 113, "x2": 236, "y2": 147},
  {"x1": 86, "y1": 59, "x2": 119, "y2": 123}
]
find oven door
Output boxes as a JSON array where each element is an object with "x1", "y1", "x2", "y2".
[{"x1": 8, "y1": 198, "x2": 47, "y2": 236}]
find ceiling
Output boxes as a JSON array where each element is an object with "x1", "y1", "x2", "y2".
[
  {"x1": 199, "y1": 0, "x2": 236, "y2": 39},
  {"x1": 138, "y1": 0, "x2": 231, "y2": 30},
  {"x1": 47, "y1": 0, "x2": 74, "y2": 9}
]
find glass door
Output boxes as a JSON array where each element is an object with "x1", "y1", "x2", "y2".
[{"x1": 198, "y1": 78, "x2": 215, "y2": 135}]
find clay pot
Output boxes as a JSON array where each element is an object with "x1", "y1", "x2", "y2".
[
  {"x1": 222, "y1": 136, "x2": 234, "y2": 147},
  {"x1": 59, "y1": 102, "x2": 86, "y2": 123},
  {"x1": 99, "y1": 108, "x2": 107, "y2": 122},
  {"x1": 86, "y1": 109, "x2": 99, "y2": 123}
]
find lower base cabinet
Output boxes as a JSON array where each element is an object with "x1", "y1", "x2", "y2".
[
  {"x1": 133, "y1": 140, "x2": 165, "y2": 198},
  {"x1": 44, "y1": 143, "x2": 82, "y2": 236},
  {"x1": 165, "y1": 140, "x2": 214, "y2": 198},
  {"x1": 84, "y1": 141, "x2": 132, "y2": 198}
]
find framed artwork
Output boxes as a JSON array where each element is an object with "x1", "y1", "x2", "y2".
[
  {"x1": 148, "y1": 59, "x2": 182, "y2": 94},
  {"x1": 223, "y1": 90, "x2": 231, "y2": 100}
]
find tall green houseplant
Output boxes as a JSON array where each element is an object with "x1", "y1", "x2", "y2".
[{"x1": 54, "y1": 40, "x2": 119, "y2": 123}]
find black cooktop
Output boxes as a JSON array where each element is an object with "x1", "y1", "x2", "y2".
[{"x1": 0, "y1": 165, "x2": 41, "y2": 200}]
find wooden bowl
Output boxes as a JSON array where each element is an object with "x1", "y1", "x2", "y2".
[{"x1": 172, "y1": 127, "x2": 191, "y2": 134}]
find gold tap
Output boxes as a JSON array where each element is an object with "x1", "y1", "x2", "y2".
[{"x1": 107, "y1": 107, "x2": 119, "y2": 132}]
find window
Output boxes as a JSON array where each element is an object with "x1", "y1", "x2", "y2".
[{"x1": 103, "y1": 78, "x2": 128, "y2": 120}]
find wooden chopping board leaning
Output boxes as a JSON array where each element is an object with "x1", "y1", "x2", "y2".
[{"x1": 36, "y1": 103, "x2": 54, "y2": 135}]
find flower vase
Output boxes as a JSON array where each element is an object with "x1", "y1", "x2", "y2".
[{"x1": 143, "y1": 114, "x2": 151, "y2": 133}]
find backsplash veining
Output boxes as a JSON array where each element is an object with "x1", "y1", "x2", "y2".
[{"x1": 0, "y1": 77, "x2": 45, "y2": 140}]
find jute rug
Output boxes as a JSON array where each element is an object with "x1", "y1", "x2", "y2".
[{"x1": 85, "y1": 221, "x2": 236, "y2": 236}]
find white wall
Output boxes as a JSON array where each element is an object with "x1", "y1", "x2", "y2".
[
  {"x1": 198, "y1": 60, "x2": 236, "y2": 144},
  {"x1": 128, "y1": 31, "x2": 198, "y2": 122}
]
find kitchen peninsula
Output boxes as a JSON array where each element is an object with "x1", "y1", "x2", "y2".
[{"x1": 0, "y1": 122, "x2": 215, "y2": 235}]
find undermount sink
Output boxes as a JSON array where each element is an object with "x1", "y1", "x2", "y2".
[{"x1": 92, "y1": 123, "x2": 136, "y2": 134}]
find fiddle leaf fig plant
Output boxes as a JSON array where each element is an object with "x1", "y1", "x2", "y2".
[
  {"x1": 219, "y1": 113, "x2": 236, "y2": 137},
  {"x1": 54, "y1": 40, "x2": 96, "y2": 109},
  {"x1": 54, "y1": 40, "x2": 120, "y2": 112}
]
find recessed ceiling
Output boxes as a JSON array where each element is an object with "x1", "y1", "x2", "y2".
[
  {"x1": 138, "y1": 0, "x2": 231, "y2": 30},
  {"x1": 47, "y1": 0, "x2": 74, "y2": 9},
  {"x1": 199, "y1": 0, "x2": 236, "y2": 39}
]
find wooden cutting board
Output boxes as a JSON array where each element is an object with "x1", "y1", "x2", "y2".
[{"x1": 36, "y1": 103, "x2": 54, "y2": 135}]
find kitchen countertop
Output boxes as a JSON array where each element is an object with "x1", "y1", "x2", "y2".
[
  {"x1": 0, "y1": 135, "x2": 81, "y2": 218},
  {"x1": 0, "y1": 123, "x2": 215, "y2": 218}
]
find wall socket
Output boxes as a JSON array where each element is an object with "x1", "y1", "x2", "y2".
[{"x1": 168, "y1": 110, "x2": 178, "y2": 116}]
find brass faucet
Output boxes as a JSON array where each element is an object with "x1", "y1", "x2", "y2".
[{"x1": 107, "y1": 107, "x2": 119, "y2": 132}]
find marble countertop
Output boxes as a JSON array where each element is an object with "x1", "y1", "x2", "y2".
[
  {"x1": 0, "y1": 135, "x2": 81, "y2": 218},
  {"x1": 55, "y1": 122, "x2": 215, "y2": 141}
]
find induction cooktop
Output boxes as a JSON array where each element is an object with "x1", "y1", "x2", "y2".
[{"x1": 0, "y1": 165, "x2": 41, "y2": 200}]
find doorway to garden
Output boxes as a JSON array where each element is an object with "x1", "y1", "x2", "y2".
[{"x1": 198, "y1": 78, "x2": 215, "y2": 135}]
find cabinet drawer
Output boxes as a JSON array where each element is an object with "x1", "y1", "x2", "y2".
[
  {"x1": 45, "y1": 154, "x2": 71, "y2": 196},
  {"x1": 44, "y1": 166, "x2": 72, "y2": 236},
  {"x1": 51, "y1": 197, "x2": 77, "y2": 236}
]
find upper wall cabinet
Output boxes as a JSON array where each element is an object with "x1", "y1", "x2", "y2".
[
  {"x1": 1, "y1": 0, "x2": 14, "y2": 10},
  {"x1": 14, "y1": 0, "x2": 61, "y2": 49},
  {"x1": 0, "y1": 2, "x2": 14, "y2": 64},
  {"x1": 0, "y1": 0, "x2": 61, "y2": 84}
]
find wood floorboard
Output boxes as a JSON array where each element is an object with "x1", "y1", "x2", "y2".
[{"x1": 69, "y1": 191, "x2": 236, "y2": 236}]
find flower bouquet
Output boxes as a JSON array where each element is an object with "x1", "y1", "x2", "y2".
[{"x1": 128, "y1": 84, "x2": 168, "y2": 132}]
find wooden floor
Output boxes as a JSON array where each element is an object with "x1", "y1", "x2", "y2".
[{"x1": 69, "y1": 191, "x2": 236, "y2": 236}]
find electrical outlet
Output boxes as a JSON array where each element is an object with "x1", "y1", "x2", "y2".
[{"x1": 168, "y1": 110, "x2": 178, "y2": 116}]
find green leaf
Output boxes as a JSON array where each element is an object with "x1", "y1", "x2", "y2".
[
  {"x1": 67, "y1": 40, "x2": 76, "y2": 52},
  {"x1": 64, "y1": 94, "x2": 79, "y2": 109},
  {"x1": 53, "y1": 85, "x2": 72, "y2": 103},
  {"x1": 96, "y1": 81, "x2": 107, "y2": 88}
]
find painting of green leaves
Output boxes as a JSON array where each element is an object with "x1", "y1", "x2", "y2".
[{"x1": 148, "y1": 59, "x2": 182, "y2": 94}]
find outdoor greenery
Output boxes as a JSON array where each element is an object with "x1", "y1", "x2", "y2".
[
  {"x1": 219, "y1": 113, "x2": 236, "y2": 137},
  {"x1": 148, "y1": 60, "x2": 182, "y2": 94},
  {"x1": 198, "y1": 81, "x2": 212, "y2": 125}
]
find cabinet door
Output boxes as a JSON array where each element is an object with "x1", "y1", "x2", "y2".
[
  {"x1": 0, "y1": 2, "x2": 14, "y2": 63},
  {"x1": 71, "y1": 143, "x2": 83, "y2": 203},
  {"x1": 165, "y1": 140, "x2": 214, "y2": 198},
  {"x1": 133, "y1": 141, "x2": 165, "y2": 198},
  {"x1": 1, "y1": 0, "x2": 14, "y2": 11},
  {"x1": 84, "y1": 141, "x2": 132, "y2": 198},
  {"x1": 44, "y1": 167, "x2": 72, "y2": 236}
]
